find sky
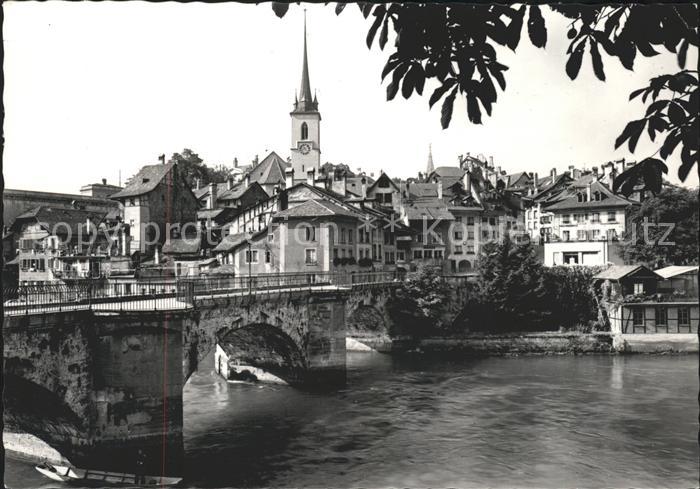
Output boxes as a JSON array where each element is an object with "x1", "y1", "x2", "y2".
[{"x1": 3, "y1": 2, "x2": 698, "y2": 194}]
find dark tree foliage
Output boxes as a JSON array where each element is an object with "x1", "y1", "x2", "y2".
[
  {"x1": 271, "y1": 3, "x2": 699, "y2": 192},
  {"x1": 620, "y1": 184, "x2": 699, "y2": 268},
  {"x1": 464, "y1": 237, "x2": 549, "y2": 332},
  {"x1": 168, "y1": 148, "x2": 234, "y2": 187},
  {"x1": 387, "y1": 266, "x2": 453, "y2": 336}
]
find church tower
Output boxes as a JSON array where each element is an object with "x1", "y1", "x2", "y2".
[
  {"x1": 290, "y1": 12, "x2": 321, "y2": 179},
  {"x1": 426, "y1": 143, "x2": 435, "y2": 175}
]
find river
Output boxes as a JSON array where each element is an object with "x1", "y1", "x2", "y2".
[{"x1": 4, "y1": 352, "x2": 698, "y2": 488}]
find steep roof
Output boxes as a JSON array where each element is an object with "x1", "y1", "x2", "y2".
[
  {"x1": 405, "y1": 204, "x2": 455, "y2": 221},
  {"x1": 545, "y1": 181, "x2": 633, "y2": 211},
  {"x1": 273, "y1": 199, "x2": 358, "y2": 219},
  {"x1": 13, "y1": 205, "x2": 107, "y2": 235},
  {"x1": 367, "y1": 172, "x2": 400, "y2": 193},
  {"x1": 213, "y1": 232, "x2": 249, "y2": 253},
  {"x1": 408, "y1": 183, "x2": 439, "y2": 199},
  {"x1": 247, "y1": 152, "x2": 289, "y2": 186},
  {"x1": 162, "y1": 237, "x2": 201, "y2": 255},
  {"x1": 431, "y1": 166, "x2": 465, "y2": 178},
  {"x1": 593, "y1": 265, "x2": 660, "y2": 281},
  {"x1": 654, "y1": 265, "x2": 699, "y2": 279},
  {"x1": 111, "y1": 162, "x2": 175, "y2": 199}
]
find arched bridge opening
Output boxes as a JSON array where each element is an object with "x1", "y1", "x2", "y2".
[{"x1": 215, "y1": 323, "x2": 307, "y2": 385}]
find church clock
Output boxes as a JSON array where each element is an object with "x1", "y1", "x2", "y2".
[{"x1": 299, "y1": 143, "x2": 311, "y2": 155}]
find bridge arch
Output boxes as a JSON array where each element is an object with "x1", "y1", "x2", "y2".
[
  {"x1": 214, "y1": 323, "x2": 307, "y2": 385},
  {"x1": 3, "y1": 373, "x2": 85, "y2": 459}
]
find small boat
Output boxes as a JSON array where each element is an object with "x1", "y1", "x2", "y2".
[{"x1": 35, "y1": 462, "x2": 182, "y2": 487}]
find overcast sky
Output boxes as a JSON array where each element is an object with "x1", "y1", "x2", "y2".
[{"x1": 4, "y1": 2, "x2": 698, "y2": 193}]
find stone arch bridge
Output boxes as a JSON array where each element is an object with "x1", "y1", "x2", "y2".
[{"x1": 2, "y1": 272, "x2": 403, "y2": 476}]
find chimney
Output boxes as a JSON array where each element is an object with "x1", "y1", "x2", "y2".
[
  {"x1": 418, "y1": 171, "x2": 424, "y2": 182},
  {"x1": 573, "y1": 168, "x2": 582, "y2": 180},
  {"x1": 592, "y1": 166, "x2": 599, "y2": 177},
  {"x1": 551, "y1": 167, "x2": 557, "y2": 178},
  {"x1": 586, "y1": 182, "x2": 592, "y2": 201},
  {"x1": 233, "y1": 157, "x2": 238, "y2": 168},
  {"x1": 244, "y1": 173, "x2": 250, "y2": 188},
  {"x1": 332, "y1": 169, "x2": 347, "y2": 197},
  {"x1": 496, "y1": 165, "x2": 501, "y2": 175},
  {"x1": 463, "y1": 171, "x2": 472, "y2": 196},
  {"x1": 617, "y1": 159, "x2": 626, "y2": 175},
  {"x1": 361, "y1": 177, "x2": 367, "y2": 199},
  {"x1": 207, "y1": 183, "x2": 217, "y2": 209},
  {"x1": 154, "y1": 246, "x2": 161, "y2": 265},
  {"x1": 254, "y1": 154, "x2": 259, "y2": 165},
  {"x1": 227, "y1": 178, "x2": 234, "y2": 191},
  {"x1": 195, "y1": 178, "x2": 201, "y2": 190},
  {"x1": 307, "y1": 168, "x2": 315, "y2": 186},
  {"x1": 533, "y1": 172, "x2": 539, "y2": 188},
  {"x1": 489, "y1": 156, "x2": 494, "y2": 168},
  {"x1": 437, "y1": 179, "x2": 443, "y2": 200},
  {"x1": 285, "y1": 168, "x2": 295, "y2": 188},
  {"x1": 102, "y1": 178, "x2": 107, "y2": 185}
]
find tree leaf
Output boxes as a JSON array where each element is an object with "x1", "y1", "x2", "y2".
[
  {"x1": 527, "y1": 5, "x2": 547, "y2": 48},
  {"x1": 467, "y1": 93, "x2": 482, "y2": 124},
  {"x1": 678, "y1": 146, "x2": 697, "y2": 182},
  {"x1": 440, "y1": 86, "x2": 458, "y2": 129},
  {"x1": 614, "y1": 119, "x2": 645, "y2": 151},
  {"x1": 629, "y1": 87, "x2": 647, "y2": 101},
  {"x1": 366, "y1": 6, "x2": 385, "y2": 49},
  {"x1": 335, "y1": 3, "x2": 347, "y2": 15},
  {"x1": 271, "y1": 2, "x2": 289, "y2": 18},
  {"x1": 429, "y1": 79, "x2": 456, "y2": 108},
  {"x1": 677, "y1": 38, "x2": 689, "y2": 68},
  {"x1": 381, "y1": 56, "x2": 401, "y2": 81},
  {"x1": 590, "y1": 41, "x2": 605, "y2": 81},
  {"x1": 506, "y1": 5, "x2": 526, "y2": 50},
  {"x1": 660, "y1": 130, "x2": 681, "y2": 159},
  {"x1": 402, "y1": 65, "x2": 416, "y2": 99},
  {"x1": 565, "y1": 40, "x2": 586, "y2": 80},
  {"x1": 667, "y1": 101, "x2": 686, "y2": 126},
  {"x1": 379, "y1": 18, "x2": 389, "y2": 50}
]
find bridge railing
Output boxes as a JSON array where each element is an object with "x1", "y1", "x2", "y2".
[
  {"x1": 2, "y1": 280, "x2": 195, "y2": 316},
  {"x1": 2, "y1": 271, "x2": 401, "y2": 316}
]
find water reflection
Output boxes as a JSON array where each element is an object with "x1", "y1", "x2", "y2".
[{"x1": 4, "y1": 353, "x2": 698, "y2": 488}]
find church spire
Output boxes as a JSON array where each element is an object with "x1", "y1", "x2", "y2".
[
  {"x1": 426, "y1": 144, "x2": 435, "y2": 175},
  {"x1": 295, "y1": 10, "x2": 316, "y2": 112}
]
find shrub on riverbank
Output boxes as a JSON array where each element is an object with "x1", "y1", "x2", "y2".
[
  {"x1": 456, "y1": 239, "x2": 604, "y2": 333},
  {"x1": 386, "y1": 267, "x2": 454, "y2": 336}
]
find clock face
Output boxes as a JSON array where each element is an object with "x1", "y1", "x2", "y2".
[{"x1": 299, "y1": 143, "x2": 311, "y2": 155}]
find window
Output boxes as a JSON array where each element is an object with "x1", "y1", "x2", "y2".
[
  {"x1": 454, "y1": 245, "x2": 463, "y2": 255},
  {"x1": 265, "y1": 251, "x2": 272, "y2": 264},
  {"x1": 489, "y1": 217, "x2": 496, "y2": 226},
  {"x1": 632, "y1": 308, "x2": 644, "y2": 326},
  {"x1": 466, "y1": 244, "x2": 475, "y2": 254},
  {"x1": 563, "y1": 231, "x2": 570, "y2": 241},
  {"x1": 482, "y1": 217, "x2": 488, "y2": 224},
  {"x1": 396, "y1": 251, "x2": 405, "y2": 261},
  {"x1": 245, "y1": 250, "x2": 258, "y2": 264},
  {"x1": 305, "y1": 248, "x2": 317, "y2": 264},
  {"x1": 592, "y1": 212, "x2": 600, "y2": 223},
  {"x1": 607, "y1": 211, "x2": 617, "y2": 222},
  {"x1": 434, "y1": 250, "x2": 444, "y2": 259},
  {"x1": 481, "y1": 230, "x2": 490, "y2": 240},
  {"x1": 562, "y1": 214, "x2": 570, "y2": 224},
  {"x1": 678, "y1": 307, "x2": 690, "y2": 327},
  {"x1": 467, "y1": 230, "x2": 475, "y2": 240},
  {"x1": 129, "y1": 198, "x2": 135, "y2": 206},
  {"x1": 454, "y1": 231, "x2": 463, "y2": 240},
  {"x1": 633, "y1": 282, "x2": 644, "y2": 294},
  {"x1": 655, "y1": 307, "x2": 667, "y2": 326},
  {"x1": 592, "y1": 229, "x2": 600, "y2": 239},
  {"x1": 301, "y1": 122, "x2": 308, "y2": 140},
  {"x1": 577, "y1": 230, "x2": 587, "y2": 241},
  {"x1": 413, "y1": 250, "x2": 423, "y2": 259},
  {"x1": 424, "y1": 249, "x2": 434, "y2": 258},
  {"x1": 349, "y1": 230, "x2": 353, "y2": 244},
  {"x1": 333, "y1": 248, "x2": 339, "y2": 259},
  {"x1": 304, "y1": 226, "x2": 316, "y2": 242}
]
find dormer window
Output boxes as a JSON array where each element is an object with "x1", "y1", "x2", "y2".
[
  {"x1": 577, "y1": 193, "x2": 587, "y2": 202},
  {"x1": 301, "y1": 122, "x2": 308, "y2": 140}
]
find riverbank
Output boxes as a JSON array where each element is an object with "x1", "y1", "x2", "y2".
[{"x1": 347, "y1": 332, "x2": 698, "y2": 354}]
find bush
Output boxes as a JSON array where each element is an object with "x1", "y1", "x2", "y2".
[{"x1": 358, "y1": 257, "x2": 373, "y2": 267}]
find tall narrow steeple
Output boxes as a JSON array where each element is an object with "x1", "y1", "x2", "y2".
[
  {"x1": 426, "y1": 144, "x2": 435, "y2": 175},
  {"x1": 295, "y1": 10, "x2": 317, "y2": 112}
]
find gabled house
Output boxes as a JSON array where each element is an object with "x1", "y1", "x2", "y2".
[
  {"x1": 110, "y1": 162, "x2": 199, "y2": 256},
  {"x1": 245, "y1": 151, "x2": 290, "y2": 195},
  {"x1": 10, "y1": 205, "x2": 128, "y2": 283},
  {"x1": 194, "y1": 179, "x2": 268, "y2": 211}
]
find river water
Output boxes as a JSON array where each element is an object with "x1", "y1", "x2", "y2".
[{"x1": 4, "y1": 352, "x2": 698, "y2": 488}]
